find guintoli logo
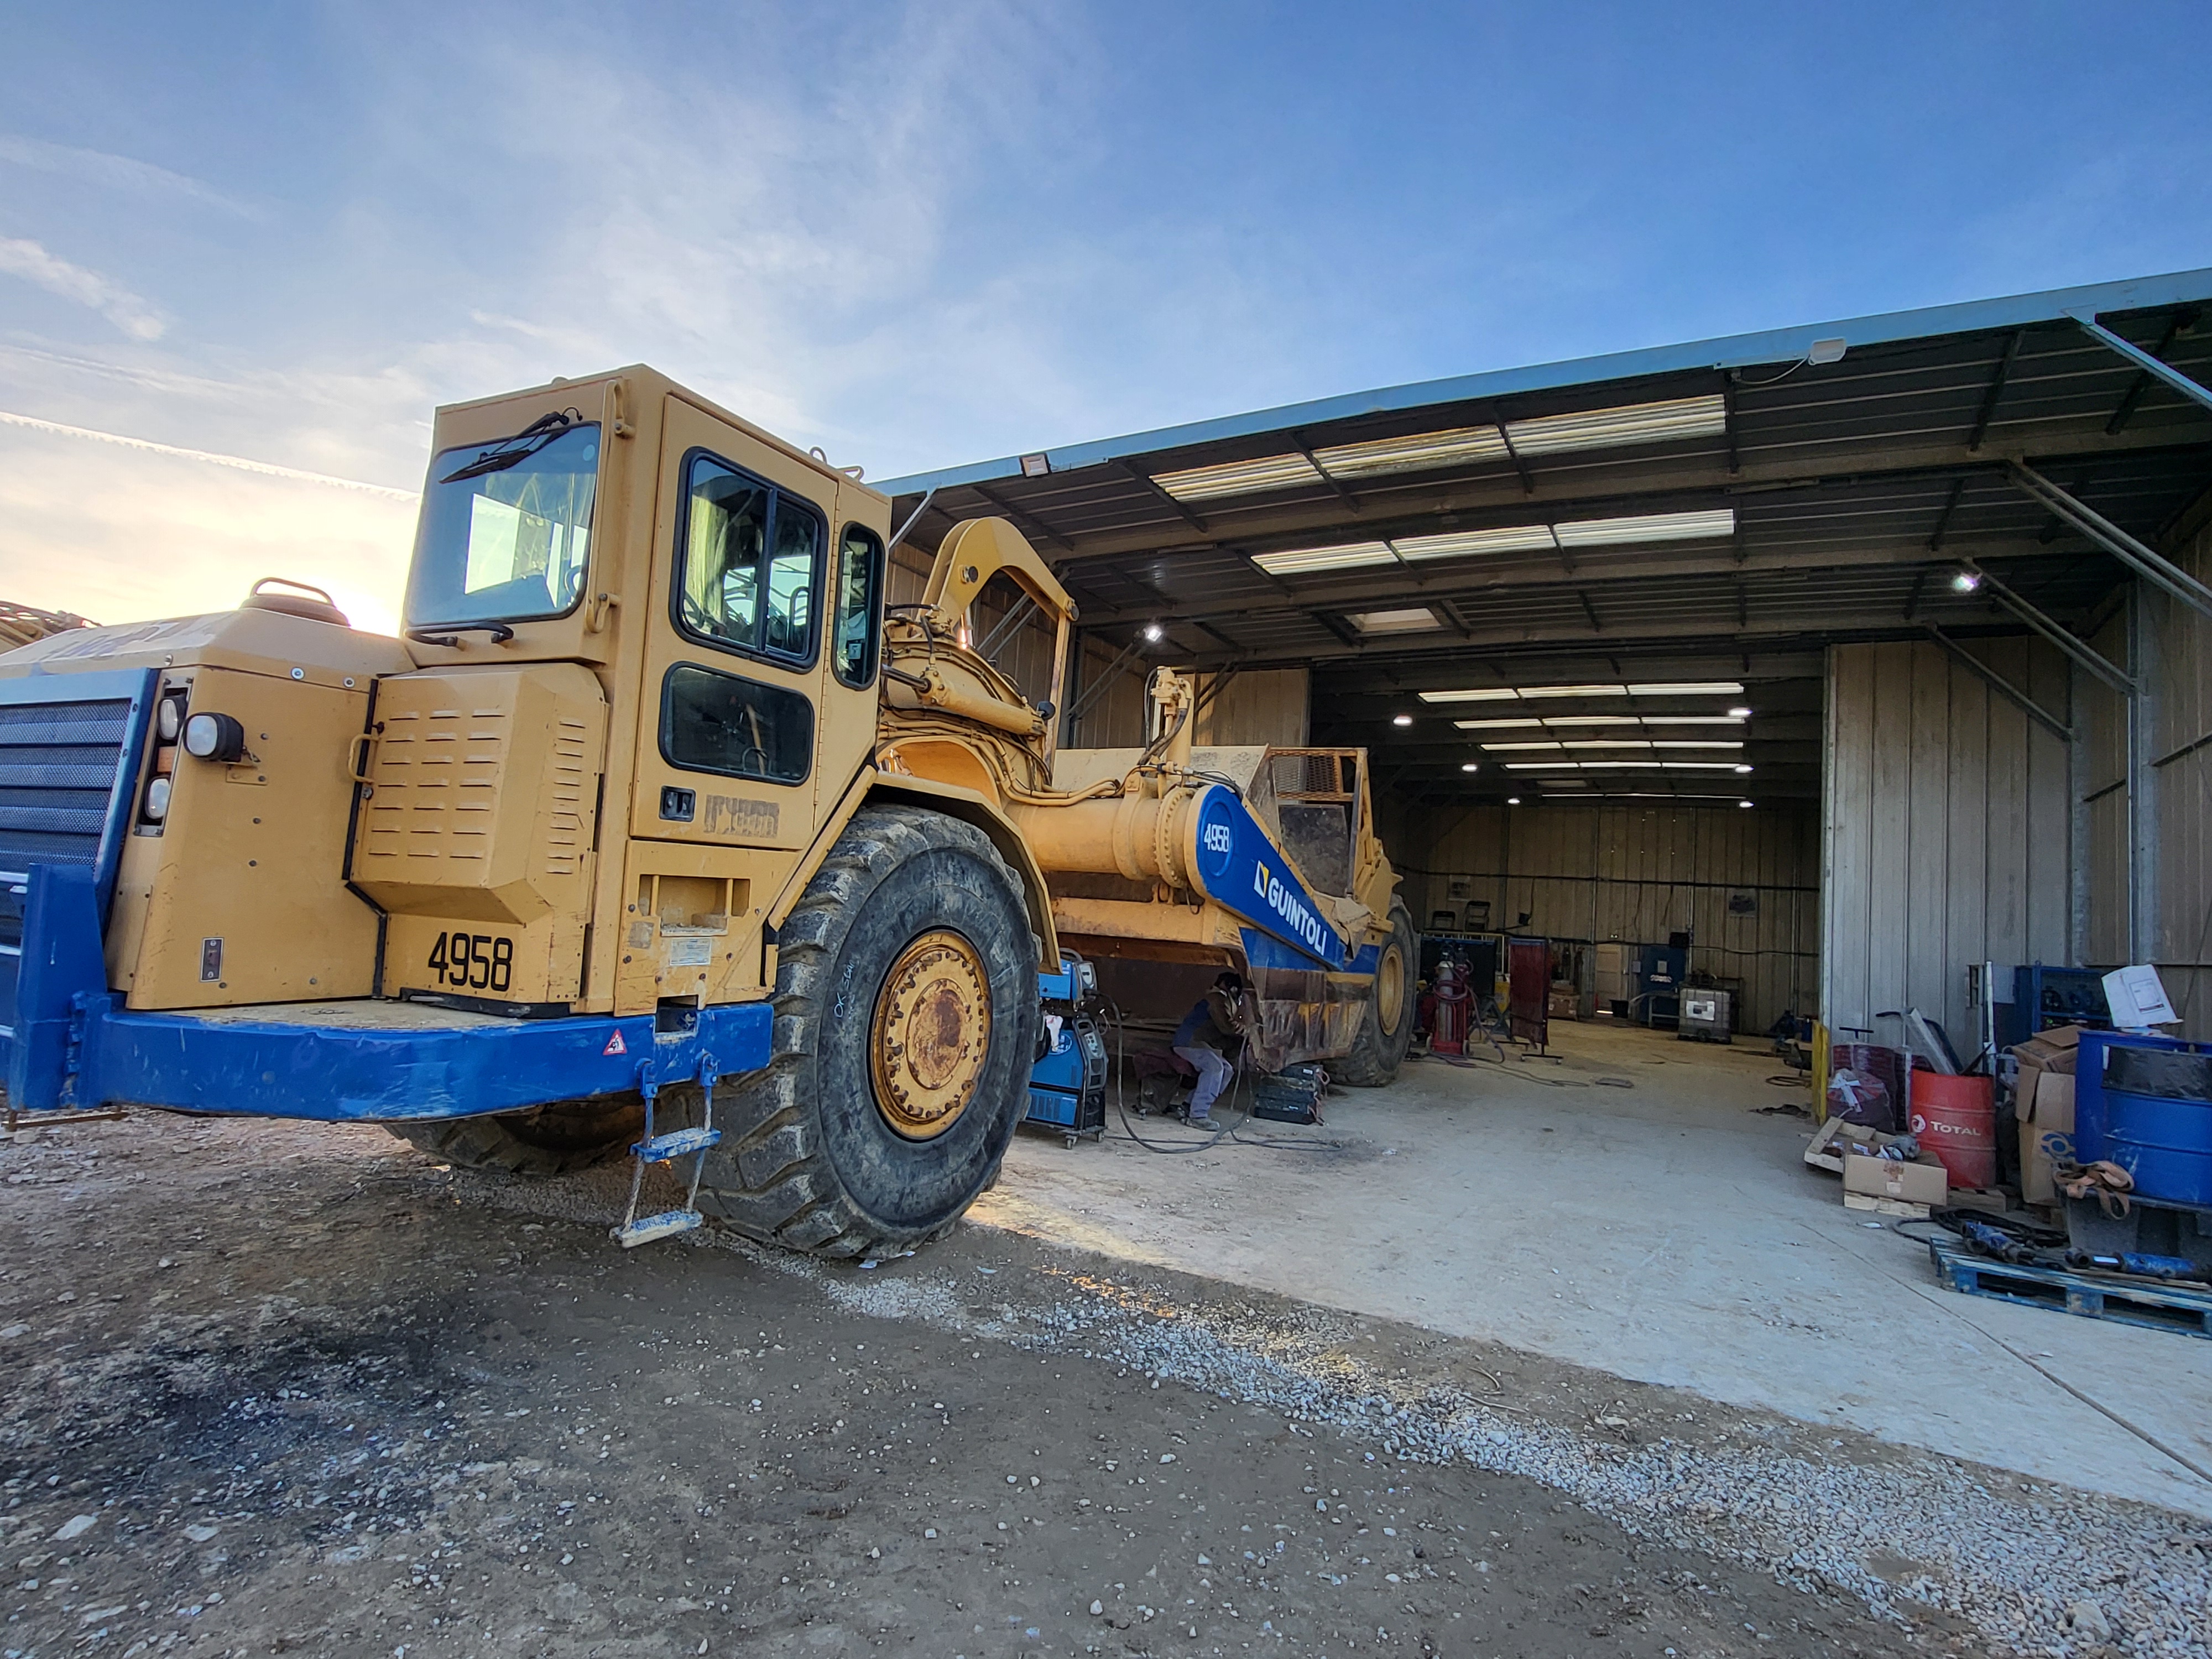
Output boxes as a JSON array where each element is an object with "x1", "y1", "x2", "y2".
[{"x1": 1253, "y1": 860, "x2": 1335, "y2": 958}]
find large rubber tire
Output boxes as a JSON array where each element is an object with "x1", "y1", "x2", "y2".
[
  {"x1": 1332, "y1": 900, "x2": 1418, "y2": 1088},
  {"x1": 686, "y1": 804, "x2": 1039, "y2": 1259},
  {"x1": 387, "y1": 1098, "x2": 645, "y2": 1176}
]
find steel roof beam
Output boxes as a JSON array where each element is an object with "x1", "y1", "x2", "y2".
[
  {"x1": 1955, "y1": 560, "x2": 2137, "y2": 695},
  {"x1": 1117, "y1": 460, "x2": 1211, "y2": 534},
  {"x1": 2005, "y1": 458, "x2": 2212, "y2": 620},
  {"x1": 968, "y1": 482, "x2": 1073, "y2": 554},
  {"x1": 1073, "y1": 534, "x2": 2110, "y2": 624},
  {"x1": 1967, "y1": 332, "x2": 2023, "y2": 452},
  {"x1": 2103, "y1": 312, "x2": 2197, "y2": 435},
  {"x1": 2071, "y1": 311, "x2": 2212, "y2": 419},
  {"x1": 1924, "y1": 625, "x2": 2074, "y2": 742}
]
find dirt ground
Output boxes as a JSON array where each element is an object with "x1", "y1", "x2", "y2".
[{"x1": 0, "y1": 1110, "x2": 2037, "y2": 1659}]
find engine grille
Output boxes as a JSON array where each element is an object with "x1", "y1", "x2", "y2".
[{"x1": 0, "y1": 670, "x2": 155, "y2": 1045}]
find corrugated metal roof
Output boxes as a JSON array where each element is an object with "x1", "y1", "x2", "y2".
[{"x1": 879, "y1": 269, "x2": 2212, "y2": 800}]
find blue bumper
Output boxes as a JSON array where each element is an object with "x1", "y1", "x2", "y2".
[{"x1": 5, "y1": 864, "x2": 770, "y2": 1121}]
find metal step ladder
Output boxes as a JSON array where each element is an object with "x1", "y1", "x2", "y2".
[{"x1": 613, "y1": 1063, "x2": 720, "y2": 1249}]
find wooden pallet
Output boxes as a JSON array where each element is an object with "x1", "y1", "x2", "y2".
[{"x1": 1927, "y1": 1239, "x2": 2212, "y2": 1339}]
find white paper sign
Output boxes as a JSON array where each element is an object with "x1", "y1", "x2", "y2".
[{"x1": 2103, "y1": 964, "x2": 2178, "y2": 1027}]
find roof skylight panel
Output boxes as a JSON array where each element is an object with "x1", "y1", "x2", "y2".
[
  {"x1": 1350, "y1": 607, "x2": 1443, "y2": 635},
  {"x1": 1311, "y1": 426, "x2": 1510, "y2": 479},
  {"x1": 1251, "y1": 541, "x2": 1399, "y2": 575},
  {"x1": 1154, "y1": 453, "x2": 1322, "y2": 501},
  {"x1": 1553, "y1": 509, "x2": 1736, "y2": 547},
  {"x1": 1393, "y1": 524, "x2": 1558, "y2": 561},
  {"x1": 1502, "y1": 394, "x2": 1727, "y2": 457}
]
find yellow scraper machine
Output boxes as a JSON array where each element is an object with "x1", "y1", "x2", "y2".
[{"x1": 0, "y1": 368, "x2": 1416, "y2": 1256}]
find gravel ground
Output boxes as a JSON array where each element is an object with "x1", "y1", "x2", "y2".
[{"x1": 0, "y1": 1111, "x2": 2205, "y2": 1658}]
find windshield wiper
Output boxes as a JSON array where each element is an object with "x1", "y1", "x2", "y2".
[{"x1": 439, "y1": 408, "x2": 578, "y2": 483}]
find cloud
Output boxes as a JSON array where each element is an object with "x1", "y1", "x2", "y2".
[
  {"x1": 0, "y1": 409, "x2": 417, "y2": 501},
  {"x1": 0, "y1": 133, "x2": 258, "y2": 218},
  {"x1": 0, "y1": 237, "x2": 166, "y2": 340},
  {"x1": 0, "y1": 421, "x2": 414, "y2": 636}
]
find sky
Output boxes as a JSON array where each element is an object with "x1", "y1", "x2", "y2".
[{"x1": 2, "y1": 1, "x2": 2210, "y2": 635}]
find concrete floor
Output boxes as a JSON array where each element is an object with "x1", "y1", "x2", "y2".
[{"x1": 976, "y1": 1017, "x2": 2212, "y2": 1520}]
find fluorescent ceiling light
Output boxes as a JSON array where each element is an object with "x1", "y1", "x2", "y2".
[
  {"x1": 1155, "y1": 453, "x2": 1321, "y2": 501},
  {"x1": 1349, "y1": 607, "x2": 1442, "y2": 635},
  {"x1": 1555, "y1": 509, "x2": 1735, "y2": 549},
  {"x1": 1483, "y1": 742, "x2": 1564, "y2": 752},
  {"x1": 1395, "y1": 524, "x2": 1556, "y2": 561},
  {"x1": 1311, "y1": 427, "x2": 1508, "y2": 479},
  {"x1": 1251, "y1": 541, "x2": 1397, "y2": 576},
  {"x1": 1461, "y1": 713, "x2": 1747, "y2": 731},
  {"x1": 1502, "y1": 395, "x2": 1726, "y2": 456},
  {"x1": 1426, "y1": 681, "x2": 1752, "y2": 706},
  {"x1": 1503, "y1": 758, "x2": 1755, "y2": 773},
  {"x1": 1652, "y1": 740, "x2": 1744, "y2": 750},
  {"x1": 1562, "y1": 740, "x2": 1655, "y2": 750}
]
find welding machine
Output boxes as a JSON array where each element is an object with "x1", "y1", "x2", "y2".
[{"x1": 1026, "y1": 952, "x2": 1107, "y2": 1143}]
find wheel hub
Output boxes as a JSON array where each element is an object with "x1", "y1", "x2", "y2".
[
  {"x1": 1377, "y1": 942, "x2": 1407, "y2": 1037},
  {"x1": 870, "y1": 930, "x2": 992, "y2": 1140}
]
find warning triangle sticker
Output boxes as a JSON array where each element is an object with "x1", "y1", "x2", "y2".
[{"x1": 603, "y1": 1030, "x2": 628, "y2": 1056}]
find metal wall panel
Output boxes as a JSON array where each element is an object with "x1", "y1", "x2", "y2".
[
  {"x1": 2142, "y1": 508, "x2": 2211, "y2": 1036},
  {"x1": 1392, "y1": 800, "x2": 1819, "y2": 1034},
  {"x1": 1822, "y1": 638, "x2": 2072, "y2": 1046}
]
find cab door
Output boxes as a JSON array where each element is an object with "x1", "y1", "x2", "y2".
[{"x1": 622, "y1": 394, "x2": 845, "y2": 1011}]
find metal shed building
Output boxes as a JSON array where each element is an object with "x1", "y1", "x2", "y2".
[{"x1": 879, "y1": 270, "x2": 2212, "y2": 1047}]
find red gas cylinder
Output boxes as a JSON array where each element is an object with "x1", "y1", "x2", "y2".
[
  {"x1": 1909, "y1": 1071, "x2": 1996, "y2": 1190},
  {"x1": 1430, "y1": 959, "x2": 1472, "y2": 1057}
]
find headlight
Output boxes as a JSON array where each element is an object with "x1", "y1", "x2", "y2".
[
  {"x1": 156, "y1": 696, "x2": 184, "y2": 742},
  {"x1": 143, "y1": 776, "x2": 172, "y2": 821},
  {"x1": 182, "y1": 711, "x2": 247, "y2": 761}
]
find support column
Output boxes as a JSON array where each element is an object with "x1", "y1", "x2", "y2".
[{"x1": 2128, "y1": 587, "x2": 2162, "y2": 963}]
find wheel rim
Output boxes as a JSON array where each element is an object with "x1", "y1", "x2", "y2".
[
  {"x1": 1376, "y1": 942, "x2": 1407, "y2": 1037},
  {"x1": 869, "y1": 929, "x2": 993, "y2": 1141}
]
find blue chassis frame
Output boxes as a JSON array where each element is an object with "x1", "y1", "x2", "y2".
[{"x1": 6, "y1": 863, "x2": 771, "y2": 1121}]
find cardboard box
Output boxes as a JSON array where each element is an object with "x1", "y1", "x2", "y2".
[
  {"x1": 1841, "y1": 1149, "x2": 1949, "y2": 1208},
  {"x1": 2010, "y1": 1024, "x2": 2084, "y2": 1121},
  {"x1": 1804, "y1": 1116, "x2": 1911, "y2": 1172},
  {"x1": 2018, "y1": 1070, "x2": 2077, "y2": 1206}
]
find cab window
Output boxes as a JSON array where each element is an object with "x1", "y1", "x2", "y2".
[
  {"x1": 833, "y1": 525, "x2": 884, "y2": 687},
  {"x1": 661, "y1": 663, "x2": 815, "y2": 786},
  {"x1": 675, "y1": 451, "x2": 822, "y2": 665}
]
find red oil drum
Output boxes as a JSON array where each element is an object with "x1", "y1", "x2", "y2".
[{"x1": 1909, "y1": 1071, "x2": 1996, "y2": 1190}]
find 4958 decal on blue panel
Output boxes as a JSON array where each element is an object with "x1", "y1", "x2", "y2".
[{"x1": 1189, "y1": 785, "x2": 1349, "y2": 969}]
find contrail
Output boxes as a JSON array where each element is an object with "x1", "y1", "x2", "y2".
[{"x1": 0, "y1": 408, "x2": 419, "y2": 502}]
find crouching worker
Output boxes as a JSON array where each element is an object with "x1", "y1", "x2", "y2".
[{"x1": 1172, "y1": 971, "x2": 1250, "y2": 1133}]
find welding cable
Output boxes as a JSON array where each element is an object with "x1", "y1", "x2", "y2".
[{"x1": 1098, "y1": 998, "x2": 1222, "y2": 1155}]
